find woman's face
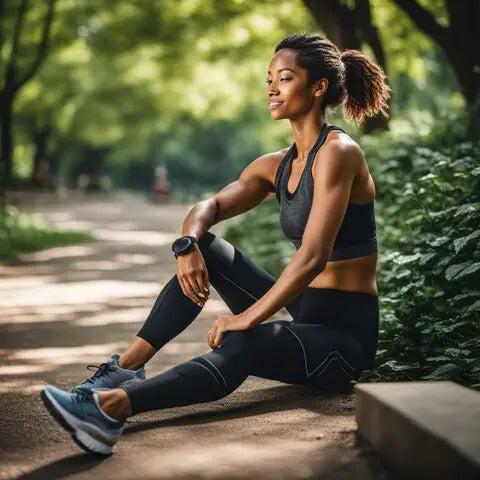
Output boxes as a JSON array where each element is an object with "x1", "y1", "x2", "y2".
[{"x1": 266, "y1": 48, "x2": 325, "y2": 120}]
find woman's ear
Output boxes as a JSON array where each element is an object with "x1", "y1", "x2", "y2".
[{"x1": 313, "y1": 78, "x2": 328, "y2": 97}]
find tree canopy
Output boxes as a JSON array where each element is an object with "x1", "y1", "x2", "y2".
[{"x1": 0, "y1": 0, "x2": 474, "y2": 191}]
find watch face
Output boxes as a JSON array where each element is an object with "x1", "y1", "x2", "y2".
[
  {"x1": 178, "y1": 237, "x2": 190, "y2": 250},
  {"x1": 174, "y1": 236, "x2": 193, "y2": 255}
]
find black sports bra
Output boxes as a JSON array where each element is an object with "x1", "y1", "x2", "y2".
[{"x1": 274, "y1": 122, "x2": 377, "y2": 261}]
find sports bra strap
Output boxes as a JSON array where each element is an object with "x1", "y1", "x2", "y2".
[
  {"x1": 274, "y1": 144, "x2": 294, "y2": 203},
  {"x1": 274, "y1": 123, "x2": 345, "y2": 204},
  {"x1": 303, "y1": 122, "x2": 340, "y2": 169}
]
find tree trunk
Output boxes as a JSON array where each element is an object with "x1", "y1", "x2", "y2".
[
  {"x1": 444, "y1": 2, "x2": 479, "y2": 135},
  {"x1": 31, "y1": 128, "x2": 49, "y2": 186},
  {"x1": 391, "y1": 0, "x2": 480, "y2": 135},
  {"x1": 442, "y1": 0, "x2": 479, "y2": 107},
  {"x1": 0, "y1": 93, "x2": 13, "y2": 185},
  {"x1": 0, "y1": 0, "x2": 55, "y2": 185},
  {"x1": 302, "y1": 0, "x2": 391, "y2": 133}
]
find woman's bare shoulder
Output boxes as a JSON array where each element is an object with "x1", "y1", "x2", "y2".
[
  {"x1": 256, "y1": 146, "x2": 290, "y2": 165},
  {"x1": 325, "y1": 128, "x2": 359, "y2": 148},
  {"x1": 251, "y1": 147, "x2": 291, "y2": 185}
]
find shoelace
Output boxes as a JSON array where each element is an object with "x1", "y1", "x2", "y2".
[
  {"x1": 72, "y1": 387, "x2": 94, "y2": 401},
  {"x1": 80, "y1": 362, "x2": 115, "y2": 386}
]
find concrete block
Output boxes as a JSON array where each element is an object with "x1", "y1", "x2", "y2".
[{"x1": 355, "y1": 381, "x2": 480, "y2": 480}]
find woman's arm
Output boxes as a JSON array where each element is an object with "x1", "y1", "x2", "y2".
[
  {"x1": 176, "y1": 152, "x2": 281, "y2": 307},
  {"x1": 180, "y1": 151, "x2": 280, "y2": 239},
  {"x1": 241, "y1": 139, "x2": 361, "y2": 327}
]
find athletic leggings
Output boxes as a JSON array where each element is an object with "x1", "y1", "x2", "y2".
[{"x1": 122, "y1": 231, "x2": 379, "y2": 415}]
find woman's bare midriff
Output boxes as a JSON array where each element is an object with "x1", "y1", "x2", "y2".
[{"x1": 307, "y1": 252, "x2": 378, "y2": 295}]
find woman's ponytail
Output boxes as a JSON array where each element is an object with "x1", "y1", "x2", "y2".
[
  {"x1": 340, "y1": 49, "x2": 391, "y2": 124},
  {"x1": 275, "y1": 33, "x2": 391, "y2": 124}
]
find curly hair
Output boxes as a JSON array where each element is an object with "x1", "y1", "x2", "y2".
[{"x1": 274, "y1": 32, "x2": 391, "y2": 124}]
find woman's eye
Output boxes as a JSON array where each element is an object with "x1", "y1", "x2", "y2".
[{"x1": 265, "y1": 78, "x2": 290, "y2": 84}]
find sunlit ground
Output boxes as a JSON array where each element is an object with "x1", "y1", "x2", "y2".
[
  {"x1": 0, "y1": 198, "x2": 228, "y2": 408},
  {"x1": 1, "y1": 279, "x2": 162, "y2": 307},
  {"x1": 0, "y1": 198, "x2": 235, "y2": 397},
  {"x1": 0, "y1": 298, "x2": 228, "y2": 325}
]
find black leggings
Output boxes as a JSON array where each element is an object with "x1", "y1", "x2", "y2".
[{"x1": 122, "y1": 231, "x2": 379, "y2": 415}]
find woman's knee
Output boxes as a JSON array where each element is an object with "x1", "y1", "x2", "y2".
[
  {"x1": 222, "y1": 329, "x2": 254, "y2": 344},
  {"x1": 197, "y1": 231, "x2": 236, "y2": 270},
  {"x1": 221, "y1": 329, "x2": 261, "y2": 355},
  {"x1": 197, "y1": 231, "x2": 216, "y2": 253}
]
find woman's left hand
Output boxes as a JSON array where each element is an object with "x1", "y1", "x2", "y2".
[{"x1": 208, "y1": 313, "x2": 251, "y2": 349}]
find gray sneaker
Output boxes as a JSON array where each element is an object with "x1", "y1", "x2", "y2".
[
  {"x1": 73, "y1": 354, "x2": 146, "y2": 392},
  {"x1": 41, "y1": 385, "x2": 124, "y2": 456}
]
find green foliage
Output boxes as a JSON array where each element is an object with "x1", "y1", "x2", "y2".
[
  {"x1": 223, "y1": 127, "x2": 480, "y2": 390},
  {"x1": 359, "y1": 139, "x2": 480, "y2": 389},
  {"x1": 111, "y1": 106, "x2": 267, "y2": 196},
  {"x1": 11, "y1": 0, "x2": 315, "y2": 187},
  {"x1": 7, "y1": 0, "x2": 466, "y2": 193},
  {"x1": 0, "y1": 204, "x2": 95, "y2": 261},
  {"x1": 223, "y1": 198, "x2": 294, "y2": 277}
]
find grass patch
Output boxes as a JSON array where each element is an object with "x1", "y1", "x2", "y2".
[{"x1": 0, "y1": 204, "x2": 96, "y2": 262}]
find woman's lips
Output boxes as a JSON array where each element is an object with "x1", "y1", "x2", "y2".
[{"x1": 269, "y1": 102, "x2": 283, "y2": 110}]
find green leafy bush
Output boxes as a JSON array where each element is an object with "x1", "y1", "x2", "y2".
[
  {"x1": 0, "y1": 204, "x2": 94, "y2": 261},
  {"x1": 360, "y1": 140, "x2": 480, "y2": 388},
  {"x1": 223, "y1": 198, "x2": 293, "y2": 278}
]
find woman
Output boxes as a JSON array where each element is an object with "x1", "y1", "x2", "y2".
[{"x1": 41, "y1": 32, "x2": 390, "y2": 456}]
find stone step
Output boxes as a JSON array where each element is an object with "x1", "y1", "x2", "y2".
[{"x1": 355, "y1": 381, "x2": 480, "y2": 480}]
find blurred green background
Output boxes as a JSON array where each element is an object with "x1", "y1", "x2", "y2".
[
  {"x1": 0, "y1": 0, "x2": 479, "y2": 388},
  {"x1": 1, "y1": 0, "x2": 477, "y2": 194}
]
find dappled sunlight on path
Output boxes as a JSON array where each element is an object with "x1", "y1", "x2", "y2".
[{"x1": 1, "y1": 279, "x2": 161, "y2": 308}]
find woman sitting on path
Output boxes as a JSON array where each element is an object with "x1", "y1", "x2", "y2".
[{"x1": 41, "y1": 32, "x2": 390, "y2": 456}]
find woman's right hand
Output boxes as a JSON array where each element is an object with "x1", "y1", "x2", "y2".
[{"x1": 175, "y1": 244, "x2": 210, "y2": 307}]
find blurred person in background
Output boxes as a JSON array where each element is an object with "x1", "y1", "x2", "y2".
[{"x1": 151, "y1": 165, "x2": 170, "y2": 203}]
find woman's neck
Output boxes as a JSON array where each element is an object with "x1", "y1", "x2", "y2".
[{"x1": 289, "y1": 114, "x2": 327, "y2": 162}]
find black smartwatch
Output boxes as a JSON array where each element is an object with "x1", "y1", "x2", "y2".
[{"x1": 172, "y1": 235, "x2": 198, "y2": 258}]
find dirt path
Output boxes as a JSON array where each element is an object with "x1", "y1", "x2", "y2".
[{"x1": 0, "y1": 192, "x2": 389, "y2": 479}]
